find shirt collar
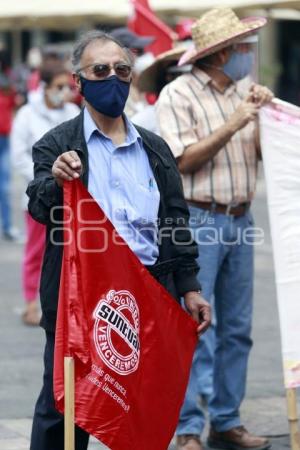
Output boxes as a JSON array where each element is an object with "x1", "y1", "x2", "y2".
[
  {"x1": 83, "y1": 107, "x2": 97, "y2": 143},
  {"x1": 83, "y1": 107, "x2": 142, "y2": 147},
  {"x1": 123, "y1": 114, "x2": 142, "y2": 147},
  {"x1": 191, "y1": 67, "x2": 212, "y2": 90}
]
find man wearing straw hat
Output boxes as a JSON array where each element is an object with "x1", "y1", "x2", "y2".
[{"x1": 157, "y1": 8, "x2": 273, "y2": 450}]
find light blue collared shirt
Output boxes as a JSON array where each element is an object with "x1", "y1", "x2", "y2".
[{"x1": 84, "y1": 108, "x2": 160, "y2": 265}]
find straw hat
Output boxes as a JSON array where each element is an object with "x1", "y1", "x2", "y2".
[
  {"x1": 138, "y1": 46, "x2": 188, "y2": 93},
  {"x1": 178, "y1": 8, "x2": 267, "y2": 67}
]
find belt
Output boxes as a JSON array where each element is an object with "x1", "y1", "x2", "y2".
[{"x1": 187, "y1": 200, "x2": 250, "y2": 217}]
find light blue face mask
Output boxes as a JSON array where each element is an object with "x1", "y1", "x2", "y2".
[{"x1": 222, "y1": 51, "x2": 255, "y2": 81}]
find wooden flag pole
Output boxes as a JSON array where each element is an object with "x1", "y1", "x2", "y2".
[
  {"x1": 287, "y1": 388, "x2": 300, "y2": 450},
  {"x1": 64, "y1": 357, "x2": 75, "y2": 450}
]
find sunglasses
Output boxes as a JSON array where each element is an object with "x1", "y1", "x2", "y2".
[{"x1": 78, "y1": 63, "x2": 132, "y2": 80}]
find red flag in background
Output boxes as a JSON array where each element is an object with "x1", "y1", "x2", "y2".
[
  {"x1": 128, "y1": 0, "x2": 178, "y2": 55},
  {"x1": 54, "y1": 180, "x2": 198, "y2": 450}
]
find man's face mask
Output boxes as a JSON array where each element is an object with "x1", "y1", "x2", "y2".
[
  {"x1": 222, "y1": 48, "x2": 255, "y2": 82},
  {"x1": 79, "y1": 63, "x2": 132, "y2": 118}
]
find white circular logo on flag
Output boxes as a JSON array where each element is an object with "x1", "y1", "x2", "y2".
[{"x1": 93, "y1": 290, "x2": 140, "y2": 375}]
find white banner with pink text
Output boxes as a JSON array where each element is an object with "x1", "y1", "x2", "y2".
[{"x1": 260, "y1": 99, "x2": 300, "y2": 388}]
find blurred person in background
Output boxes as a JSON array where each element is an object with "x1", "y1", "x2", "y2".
[
  {"x1": 27, "y1": 45, "x2": 64, "y2": 94},
  {"x1": 132, "y1": 21, "x2": 195, "y2": 134},
  {"x1": 132, "y1": 46, "x2": 192, "y2": 133},
  {"x1": 157, "y1": 8, "x2": 273, "y2": 450},
  {"x1": 10, "y1": 47, "x2": 42, "y2": 106},
  {"x1": 25, "y1": 47, "x2": 43, "y2": 94},
  {"x1": 11, "y1": 64, "x2": 80, "y2": 326},
  {"x1": 26, "y1": 45, "x2": 82, "y2": 107},
  {"x1": 111, "y1": 27, "x2": 155, "y2": 117},
  {"x1": 0, "y1": 48, "x2": 19, "y2": 240}
]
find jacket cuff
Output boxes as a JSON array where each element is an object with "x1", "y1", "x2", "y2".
[
  {"x1": 175, "y1": 270, "x2": 201, "y2": 297},
  {"x1": 38, "y1": 178, "x2": 62, "y2": 208},
  {"x1": 47, "y1": 179, "x2": 63, "y2": 207}
]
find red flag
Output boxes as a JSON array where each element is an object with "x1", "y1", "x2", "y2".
[
  {"x1": 54, "y1": 180, "x2": 198, "y2": 450},
  {"x1": 128, "y1": 0, "x2": 178, "y2": 56}
]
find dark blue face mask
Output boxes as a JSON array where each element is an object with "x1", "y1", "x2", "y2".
[{"x1": 80, "y1": 75, "x2": 131, "y2": 118}]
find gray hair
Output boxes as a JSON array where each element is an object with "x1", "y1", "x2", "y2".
[{"x1": 72, "y1": 29, "x2": 134, "y2": 72}]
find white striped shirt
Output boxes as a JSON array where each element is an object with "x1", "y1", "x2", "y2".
[{"x1": 157, "y1": 68, "x2": 258, "y2": 205}]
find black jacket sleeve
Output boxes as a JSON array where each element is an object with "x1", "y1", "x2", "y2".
[
  {"x1": 26, "y1": 133, "x2": 63, "y2": 225},
  {"x1": 160, "y1": 139, "x2": 201, "y2": 296}
]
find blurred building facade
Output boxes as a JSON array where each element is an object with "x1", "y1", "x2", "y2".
[{"x1": 0, "y1": 1, "x2": 299, "y2": 104}]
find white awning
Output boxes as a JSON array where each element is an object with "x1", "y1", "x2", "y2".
[{"x1": 0, "y1": 0, "x2": 299, "y2": 29}]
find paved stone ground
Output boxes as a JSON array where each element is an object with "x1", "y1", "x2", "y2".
[
  {"x1": 0, "y1": 170, "x2": 297, "y2": 449},
  {"x1": 0, "y1": 418, "x2": 290, "y2": 450}
]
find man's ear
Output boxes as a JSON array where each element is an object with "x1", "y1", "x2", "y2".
[
  {"x1": 73, "y1": 73, "x2": 82, "y2": 94},
  {"x1": 216, "y1": 47, "x2": 232, "y2": 66}
]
